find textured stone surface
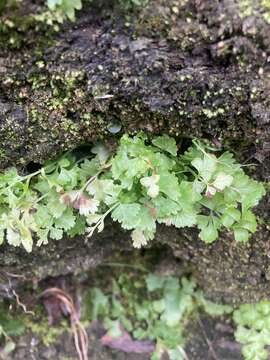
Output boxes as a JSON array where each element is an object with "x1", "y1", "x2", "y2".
[
  {"x1": 0, "y1": 0, "x2": 269, "y2": 306},
  {"x1": 0, "y1": 0, "x2": 269, "y2": 177}
]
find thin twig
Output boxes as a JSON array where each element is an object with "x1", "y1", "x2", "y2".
[
  {"x1": 177, "y1": 346, "x2": 190, "y2": 360},
  {"x1": 0, "y1": 271, "x2": 34, "y2": 315},
  {"x1": 12, "y1": 289, "x2": 35, "y2": 315},
  {"x1": 197, "y1": 317, "x2": 219, "y2": 360},
  {"x1": 1, "y1": 271, "x2": 25, "y2": 279}
]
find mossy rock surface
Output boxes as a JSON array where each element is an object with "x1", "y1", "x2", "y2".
[
  {"x1": 1, "y1": 263, "x2": 242, "y2": 360},
  {"x1": 0, "y1": 0, "x2": 269, "y2": 306},
  {"x1": 0, "y1": 0, "x2": 269, "y2": 177}
]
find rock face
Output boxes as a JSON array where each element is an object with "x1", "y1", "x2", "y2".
[{"x1": 0, "y1": 0, "x2": 269, "y2": 304}]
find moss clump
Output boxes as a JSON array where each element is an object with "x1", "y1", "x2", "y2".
[
  {"x1": 0, "y1": 149, "x2": 7, "y2": 162},
  {"x1": 238, "y1": 0, "x2": 270, "y2": 23},
  {"x1": 262, "y1": 0, "x2": 270, "y2": 22},
  {"x1": 0, "y1": 1, "x2": 59, "y2": 51},
  {"x1": 25, "y1": 320, "x2": 67, "y2": 346},
  {"x1": 23, "y1": 309, "x2": 68, "y2": 346}
]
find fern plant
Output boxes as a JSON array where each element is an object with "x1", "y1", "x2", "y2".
[
  {"x1": 0, "y1": 134, "x2": 266, "y2": 252},
  {"x1": 118, "y1": 0, "x2": 149, "y2": 10},
  {"x1": 46, "y1": 0, "x2": 82, "y2": 21},
  {"x1": 85, "y1": 273, "x2": 232, "y2": 360},
  {"x1": 233, "y1": 301, "x2": 270, "y2": 360},
  {"x1": 0, "y1": 303, "x2": 25, "y2": 356},
  {"x1": 45, "y1": 0, "x2": 148, "y2": 21}
]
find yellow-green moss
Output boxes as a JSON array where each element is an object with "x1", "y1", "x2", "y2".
[
  {"x1": 202, "y1": 108, "x2": 226, "y2": 119},
  {"x1": 24, "y1": 315, "x2": 68, "y2": 346},
  {"x1": 239, "y1": 0, "x2": 270, "y2": 23}
]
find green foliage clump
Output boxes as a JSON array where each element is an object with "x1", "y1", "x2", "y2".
[
  {"x1": 45, "y1": 0, "x2": 148, "y2": 23},
  {"x1": 46, "y1": 0, "x2": 82, "y2": 21},
  {"x1": 239, "y1": 0, "x2": 270, "y2": 24},
  {"x1": 24, "y1": 316, "x2": 67, "y2": 346},
  {"x1": 0, "y1": 303, "x2": 25, "y2": 356},
  {"x1": 261, "y1": 0, "x2": 270, "y2": 22},
  {"x1": 0, "y1": 134, "x2": 265, "y2": 252},
  {"x1": 84, "y1": 273, "x2": 232, "y2": 360},
  {"x1": 0, "y1": 0, "x2": 148, "y2": 23},
  {"x1": 233, "y1": 301, "x2": 270, "y2": 360},
  {"x1": 118, "y1": 0, "x2": 149, "y2": 10}
]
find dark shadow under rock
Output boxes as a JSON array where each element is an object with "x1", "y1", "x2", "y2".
[{"x1": 1, "y1": 218, "x2": 270, "y2": 306}]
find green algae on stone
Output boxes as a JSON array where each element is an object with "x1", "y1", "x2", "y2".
[
  {"x1": 24, "y1": 316, "x2": 68, "y2": 346},
  {"x1": 238, "y1": 0, "x2": 270, "y2": 23},
  {"x1": 262, "y1": 0, "x2": 270, "y2": 22}
]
